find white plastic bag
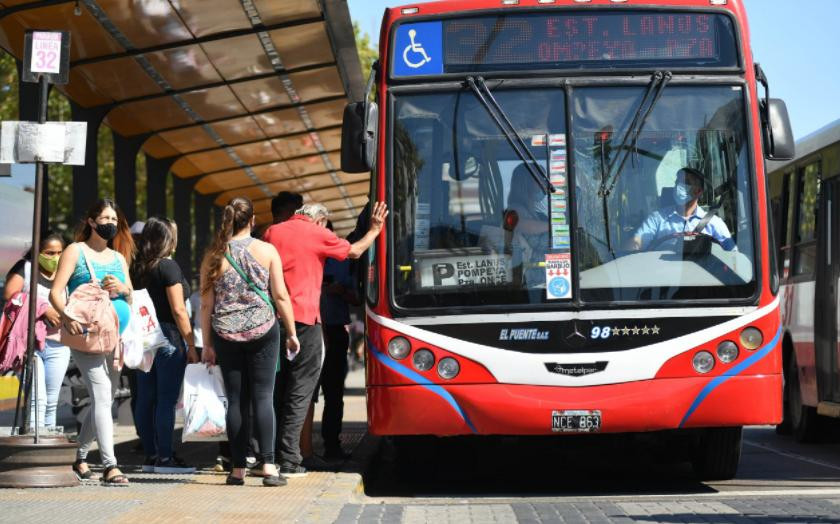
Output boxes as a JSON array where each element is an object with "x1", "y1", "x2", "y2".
[
  {"x1": 132, "y1": 289, "x2": 169, "y2": 351},
  {"x1": 181, "y1": 363, "x2": 227, "y2": 442},
  {"x1": 123, "y1": 315, "x2": 156, "y2": 372}
]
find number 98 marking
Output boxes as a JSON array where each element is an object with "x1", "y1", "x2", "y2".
[{"x1": 590, "y1": 326, "x2": 611, "y2": 339}]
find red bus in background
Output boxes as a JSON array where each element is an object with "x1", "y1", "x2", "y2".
[
  {"x1": 770, "y1": 120, "x2": 840, "y2": 442},
  {"x1": 341, "y1": 0, "x2": 795, "y2": 480}
]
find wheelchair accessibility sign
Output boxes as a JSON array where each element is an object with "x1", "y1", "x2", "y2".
[{"x1": 393, "y1": 22, "x2": 443, "y2": 77}]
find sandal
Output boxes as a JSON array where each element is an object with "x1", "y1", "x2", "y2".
[
  {"x1": 101, "y1": 465, "x2": 129, "y2": 486},
  {"x1": 72, "y1": 459, "x2": 92, "y2": 480}
]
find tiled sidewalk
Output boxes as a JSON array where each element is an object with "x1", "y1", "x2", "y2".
[{"x1": 0, "y1": 367, "x2": 374, "y2": 523}]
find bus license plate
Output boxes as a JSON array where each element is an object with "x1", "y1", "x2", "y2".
[{"x1": 551, "y1": 410, "x2": 601, "y2": 433}]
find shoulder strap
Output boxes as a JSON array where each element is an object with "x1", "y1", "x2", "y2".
[
  {"x1": 224, "y1": 248, "x2": 275, "y2": 313},
  {"x1": 77, "y1": 243, "x2": 100, "y2": 285},
  {"x1": 693, "y1": 205, "x2": 720, "y2": 235}
]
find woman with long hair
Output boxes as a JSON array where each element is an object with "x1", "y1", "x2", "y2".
[
  {"x1": 50, "y1": 198, "x2": 135, "y2": 485},
  {"x1": 200, "y1": 197, "x2": 299, "y2": 487},
  {"x1": 130, "y1": 217, "x2": 198, "y2": 474},
  {"x1": 3, "y1": 232, "x2": 70, "y2": 429}
]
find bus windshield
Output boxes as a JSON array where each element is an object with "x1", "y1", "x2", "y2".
[{"x1": 391, "y1": 84, "x2": 756, "y2": 310}]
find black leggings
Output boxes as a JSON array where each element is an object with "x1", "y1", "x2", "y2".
[{"x1": 214, "y1": 322, "x2": 279, "y2": 468}]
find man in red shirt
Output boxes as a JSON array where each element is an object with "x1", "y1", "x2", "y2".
[{"x1": 263, "y1": 201, "x2": 387, "y2": 476}]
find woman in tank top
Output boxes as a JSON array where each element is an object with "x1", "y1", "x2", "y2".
[
  {"x1": 199, "y1": 197, "x2": 298, "y2": 487},
  {"x1": 50, "y1": 198, "x2": 135, "y2": 485}
]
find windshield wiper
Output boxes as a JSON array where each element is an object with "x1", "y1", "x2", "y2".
[
  {"x1": 466, "y1": 76, "x2": 554, "y2": 194},
  {"x1": 600, "y1": 71, "x2": 672, "y2": 198}
]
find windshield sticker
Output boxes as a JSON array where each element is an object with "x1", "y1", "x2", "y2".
[
  {"x1": 414, "y1": 202, "x2": 430, "y2": 250},
  {"x1": 531, "y1": 134, "x2": 547, "y2": 147},
  {"x1": 393, "y1": 22, "x2": 443, "y2": 77},
  {"x1": 545, "y1": 253, "x2": 572, "y2": 300},
  {"x1": 549, "y1": 134, "x2": 566, "y2": 147},
  {"x1": 548, "y1": 134, "x2": 570, "y2": 251},
  {"x1": 418, "y1": 254, "x2": 512, "y2": 289}
]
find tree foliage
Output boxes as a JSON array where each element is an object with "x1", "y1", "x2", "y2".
[{"x1": 354, "y1": 22, "x2": 378, "y2": 100}]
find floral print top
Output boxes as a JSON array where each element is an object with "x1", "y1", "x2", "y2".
[{"x1": 212, "y1": 237, "x2": 275, "y2": 342}]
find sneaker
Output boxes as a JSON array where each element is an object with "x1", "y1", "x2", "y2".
[
  {"x1": 142, "y1": 456, "x2": 157, "y2": 473},
  {"x1": 245, "y1": 456, "x2": 258, "y2": 469},
  {"x1": 248, "y1": 461, "x2": 267, "y2": 477},
  {"x1": 153, "y1": 456, "x2": 196, "y2": 474},
  {"x1": 278, "y1": 463, "x2": 308, "y2": 478}
]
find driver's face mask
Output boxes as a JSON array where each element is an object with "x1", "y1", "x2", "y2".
[{"x1": 673, "y1": 183, "x2": 694, "y2": 205}]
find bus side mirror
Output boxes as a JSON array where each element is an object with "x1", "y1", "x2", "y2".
[
  {"x1": 761, "y1": 98, "x2": 795, "y2": 161},
  {"x1": 341, "y1": 100, "x2": 378, "y2": 173}
]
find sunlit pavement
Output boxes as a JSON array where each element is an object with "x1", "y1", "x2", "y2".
[{"x1": 6, "y1": 369, "x2": 840, "y2": 522}]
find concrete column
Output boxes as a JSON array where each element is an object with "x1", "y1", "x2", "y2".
[
  {"x1": 172, "y1": 176, "x2": 195, "y2": 283},
  {"x1": 17, "y1": 60, "x2": 51, "y2": 233},
  {"x1": 145, "y1": 155, "x2": 175, "y2": 219},
  {"x1": 69, "y1": 102, "x2": 109, "y2": 222},
  {"x1": 113, "y1": 132, "x2": 149, "y2": 225}
]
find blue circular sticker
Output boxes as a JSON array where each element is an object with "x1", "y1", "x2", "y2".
[{"x1": 549, "y1": 276, "x2": 570, "y2": 297}]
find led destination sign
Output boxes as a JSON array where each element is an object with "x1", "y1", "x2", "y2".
[{"x1": 392, "y1": 12, "x2": 738, "y2": 76}]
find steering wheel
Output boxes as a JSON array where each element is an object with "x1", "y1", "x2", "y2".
[{"x1": 644, "y1": 231, "x2": 722, "y2": 252}]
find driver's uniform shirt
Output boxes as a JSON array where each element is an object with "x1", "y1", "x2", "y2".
[{"x1": 635, "y1": 205, "x2": 735, "y2": 251}]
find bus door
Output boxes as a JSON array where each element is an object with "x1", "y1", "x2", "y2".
[{"x1": 815, "y1": 177, "x2": 840, "y2": 402}]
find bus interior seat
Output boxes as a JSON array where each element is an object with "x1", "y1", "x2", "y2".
[{"x1": 659, "y1": 186, "x2": 674, "y2": 208}]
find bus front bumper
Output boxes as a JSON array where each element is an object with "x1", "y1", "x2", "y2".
[{"x1": 367, "y1": 374, "x2": 782, "y2": 436}]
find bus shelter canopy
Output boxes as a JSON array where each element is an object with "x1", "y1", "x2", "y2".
[{"x1": 0, "y1": 0, "x2": 367, "y2": 236}]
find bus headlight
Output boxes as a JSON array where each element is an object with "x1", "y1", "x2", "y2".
[
  {"x1": 437, "y1": 357, "x2": 460, "y2": 379},
  {"x1": 716, "y1": 341, "x2": 739, "y2": 363},
  {"x1": 387, "y1": 336, "x2": 411, "y2": 360},
  {"x1": 412, "y1": 349, "x2": 435, "y2": 371},
  {"x1": 692, "y1": 351, "x2": 715, "y2": 374},
  {"x1": 740, "y1": 327, "x2": 763, "y2": 350}
]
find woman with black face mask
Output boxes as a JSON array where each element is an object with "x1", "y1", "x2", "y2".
[{"x1": 50, "y1": 198, "x2": 135, "y2": 485}]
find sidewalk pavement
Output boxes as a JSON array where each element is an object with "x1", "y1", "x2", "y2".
[{"x1": 0, "y1": 365, "x2": 379, "y2": 524}]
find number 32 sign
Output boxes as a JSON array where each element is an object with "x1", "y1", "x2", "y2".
[{"x1": 22, "y1": 30, "x2": 70, "y2": 85}]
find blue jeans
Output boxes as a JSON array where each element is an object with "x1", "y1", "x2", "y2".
[
  {"x1": 134, "y1": 322, "x2": 187, "y2": 460},
  {"x1": 29, "y1": 338, "x2": 71, "y2": 429}
]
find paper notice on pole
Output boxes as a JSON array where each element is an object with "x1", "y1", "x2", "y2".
[
  {"x1": 1, "y1": 121, "x2": 86, "y2": 165},
  {"x1": 545, "y1": 253, "x2": 572, "y2": 300},
  {"x1": 30, "y1": 32, "x2": 62, "y2": 75}
]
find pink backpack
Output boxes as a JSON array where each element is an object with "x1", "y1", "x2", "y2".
[{"x1": 60, "y1": 245, "x2": 119, "y2": 355}]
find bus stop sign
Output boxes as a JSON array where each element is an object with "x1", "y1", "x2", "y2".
[{"x1": 22, "y1": 30, "x2": 70, "y2": 85}]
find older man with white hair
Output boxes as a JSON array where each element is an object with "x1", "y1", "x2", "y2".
[{"x1": 263, "y1": 200, "x2": 387, "y2": 477}]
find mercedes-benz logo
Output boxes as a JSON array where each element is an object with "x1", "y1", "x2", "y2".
[{"x1": 565, "y1": 321, "x2": 587, "y2": 348}]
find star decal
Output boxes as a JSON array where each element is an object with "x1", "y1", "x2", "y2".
[
  {"x1": 641, "y1": 325, "x2": 650, "y2": 335},
  {"x1": 621, "y1": 326, "x2": 630, "y2": 336},
  {"x1": 631, "y1": 326, "x2": 640, "y2": 335},
  {"x1": 651, "y1": 325, "x2": 660, "y2": 335}
]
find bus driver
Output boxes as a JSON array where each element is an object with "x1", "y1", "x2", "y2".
[{"x1": 629, "y1": 167, "x2": 736, "y2": 252}]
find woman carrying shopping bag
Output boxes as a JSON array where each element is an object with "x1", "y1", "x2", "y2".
[
  {"x1": 3, "y1": 233, "x2": 70, "y2": 430},
  {"x1": 199, "y1": 197, "x2": 298, "y2": 487},
  {"x1": 131, "y1": 217, "x2": 199, "y2": 474},
  {"x1": 50, "y1": 199, "x2": 134, "y2": 485}
]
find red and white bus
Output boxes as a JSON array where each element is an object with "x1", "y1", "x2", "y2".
[
  {"x1": 771, "y1": 119, "x2": 840, "y2": 442},
  {"x1": 342, "y1": 0, "x2": 795, "y2": 479}
]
